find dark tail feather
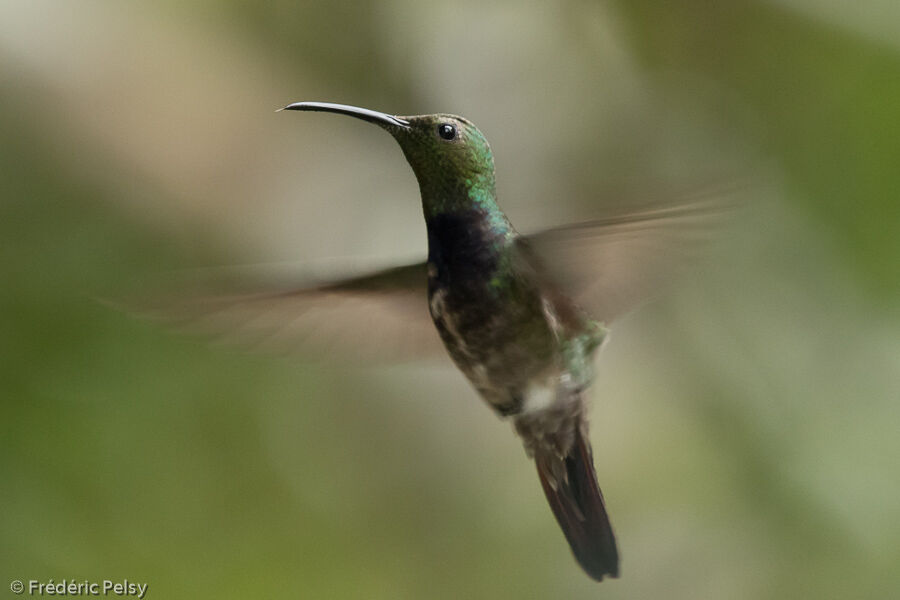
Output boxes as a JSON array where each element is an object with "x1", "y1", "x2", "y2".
[{"x1": 535, "y1": 424, "x2": 619, "y2": 581}]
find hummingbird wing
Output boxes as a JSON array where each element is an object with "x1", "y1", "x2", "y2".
[
  {"x1": 129, "y1": 260, "x2": 444, "y2": 362},
  {"x1": 522, "y1": 199, "x2": 734, "y2": 323}
]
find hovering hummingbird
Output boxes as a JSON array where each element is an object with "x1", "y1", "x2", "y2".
[
  {"x1": 279, "y1": 102, "x2": 620, "y2": 580},
  {"x1": 157, "y1": 101, "x2": 733, "y2": 581}
]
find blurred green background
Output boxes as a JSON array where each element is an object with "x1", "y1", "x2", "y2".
[{"x1": 2, "y1": 1, "x2": 899, "y2": 598}]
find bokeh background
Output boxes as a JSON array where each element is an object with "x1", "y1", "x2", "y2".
[{"x1": 2, "y1": 1, "x2": 899, "y2": 598}]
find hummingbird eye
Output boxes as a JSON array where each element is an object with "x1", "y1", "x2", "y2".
[{"x1": 437, "y1": 123, "x2": 457, "y2": 141}]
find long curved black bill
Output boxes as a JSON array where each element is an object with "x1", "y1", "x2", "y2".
[{"x1": 279, "y1": 102, "x2": 409, "y2": 128}]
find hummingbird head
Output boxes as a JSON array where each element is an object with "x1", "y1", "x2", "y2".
[{"x1": 282, "y1": 102, "x2": 497, "y2": 218}]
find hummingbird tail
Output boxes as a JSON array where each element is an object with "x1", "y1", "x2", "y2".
[{"x1": 533, "y1": 419, "x2": 619, "y2": 581}]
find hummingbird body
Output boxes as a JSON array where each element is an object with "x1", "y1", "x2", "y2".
[
  {"x1": 425, "y1": 209, "x2": 602, "y2": 422},
  {"x1": 280, "y1": 102, "x2": 620, "y2": 580},
  {"x1": 397, "y1": 111, "x2": 605, "y2": 425}
]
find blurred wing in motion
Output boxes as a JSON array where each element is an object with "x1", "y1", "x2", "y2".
[
  {"x1": 130, "y1": 260, "x2": 446, "y2": 363},
  {"x1": 126, "y1": 186, "x2": 747, "y2": 362},
  {"x1": 523, "y1": 193, "x2": 740, "y2": 323}
]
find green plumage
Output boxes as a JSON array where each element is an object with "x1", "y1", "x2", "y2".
[{"x1": 280, "y1": 102, "x2": 619, "y2": 580}]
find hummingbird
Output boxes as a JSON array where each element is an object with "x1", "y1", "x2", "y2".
[
  {"x1": 284, "y1": 102, "x2": 619, "y2": 581},
  {"x1": 280, "y1": 102, "x2": 620, "y2": 580},
  {"x1": 157, "y1": 101, "x2": 732, "y2": 582}
]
